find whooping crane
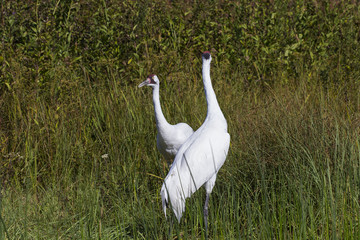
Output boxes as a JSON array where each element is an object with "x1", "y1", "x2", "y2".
[
  {"x1": 139, "y1": 75, "x2": 194, "y2": 164},
  {"x1": 160, "y1": 52, "x2": 230, "y2": 231}
]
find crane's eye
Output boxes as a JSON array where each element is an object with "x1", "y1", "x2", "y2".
[{"x1": 149, "y1": 76, "x2": 156, "y2": 84}]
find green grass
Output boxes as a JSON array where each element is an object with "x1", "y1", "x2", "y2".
[{"x1": 2, "y1": 0, "x2": 360, "y2": 239}]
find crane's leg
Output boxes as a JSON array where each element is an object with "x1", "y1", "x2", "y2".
[
  {"x1": 204, "y1": 192, "x2": 210, "y2": 233},
  {"x1": 203, "y1": 174, "x2": 217, "y2": 234}
]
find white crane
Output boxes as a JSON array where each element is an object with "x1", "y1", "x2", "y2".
[
  {"x1": 160, "y1": 51, "x2": 230, "y2": 231},
  {"x1": 138, "y1": 74, "x2": 194, "y2": 164}
]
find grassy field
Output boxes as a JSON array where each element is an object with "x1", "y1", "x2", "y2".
[{"x1": 1, "y1": 0, "x2": 360, "y2": 239}]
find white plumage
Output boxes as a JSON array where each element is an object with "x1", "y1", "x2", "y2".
[
  {"x1": 160, "y1": 52, "x2": 230, "y2": 230},
  {"x1": 138, "y1": 75, "x2": 194, "y2": 163}
]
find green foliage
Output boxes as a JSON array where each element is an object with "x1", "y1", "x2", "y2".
[{"x1": 1, "y1": 0, "x2": 360, "y2": 238}]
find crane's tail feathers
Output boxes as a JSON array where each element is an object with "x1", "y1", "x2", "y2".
[
  {"x1": 173, "y1": 197, "x2": 185, "y2": 223},
  {"x1": 160, "y1": 186, "x2": 168, "y2": 216},
  {"x1": 161, "y1": 182, "x2": 185, "y2": 223}
]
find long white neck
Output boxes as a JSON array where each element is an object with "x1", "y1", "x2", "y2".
[
  {"x1": 152, "y1": 85, "x2": 171, "y2": 129},
  {"x1": 202, "y1": 61, "x2": 224, "y2": 118}
]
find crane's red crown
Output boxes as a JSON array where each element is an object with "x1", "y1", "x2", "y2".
[{"x1": 202, "y1": 51, "x2": 211, "y2": 60}]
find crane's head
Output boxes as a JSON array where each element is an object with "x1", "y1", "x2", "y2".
[
  {"x1": 138, "y1": 74, "x2": 159, "y2": 88},
  {"x1": 202, "y1": 51, "x2": 212, "y2": 62}
]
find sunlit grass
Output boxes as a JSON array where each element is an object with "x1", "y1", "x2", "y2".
[{"x1": 2, "y1": 65, "x2": 360, "y2": 238}]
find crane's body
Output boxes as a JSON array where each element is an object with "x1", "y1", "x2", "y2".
[
  {"x1": 156, "y1": 122, "x2": 194, "y2": 161},
  {"x1": 139, "y1": 75, "x2": 194, "y2": 163},
  {"x1": 161, "y1": 52, "x2": 230, "y2": 230}
]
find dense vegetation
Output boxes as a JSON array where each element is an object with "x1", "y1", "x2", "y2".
[{"x1": 1, "y1": 0, "x2": 360, "y2": 238}]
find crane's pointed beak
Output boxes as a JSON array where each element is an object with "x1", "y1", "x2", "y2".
[{"x1": 138, "y1": 79, "x2": 150, "y2": 88}]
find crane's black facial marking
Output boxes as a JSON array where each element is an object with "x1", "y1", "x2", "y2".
[
  {"x1": 147, "y1": 74, "x2": 156, "y2": 84},
  {"x1": 202, "y1": 51, "x2": 211, "y2": 60}
]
